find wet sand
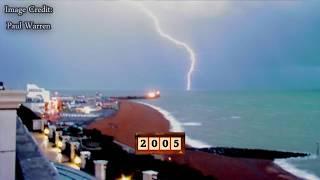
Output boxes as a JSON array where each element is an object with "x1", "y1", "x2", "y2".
[{"x1": 88, "y1": 100, "x2": 297, "y2": 180}]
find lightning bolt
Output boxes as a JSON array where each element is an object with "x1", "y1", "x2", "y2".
[{"x1": 136, "y1": 3, "x2": 197, "y2": 91}]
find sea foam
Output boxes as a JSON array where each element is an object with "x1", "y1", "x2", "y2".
[
  {"x1": 182, "y1": 122, "x2": 202, "y2": 126},
  {"x1": 274, "y1": 155, "x2": 320, "y2": 180},
  {"x1": 231, "y1": 116, "x2": 241, "y2": 119},
  {"x1": 138, "y1": 102, "x2": 210, "y2": 148},
  {"x1": 138, "y1": 102, "x2": 320, "y2": 179}
]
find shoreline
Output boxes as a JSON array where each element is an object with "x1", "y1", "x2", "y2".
[
  {"x1": 88, "y1": 100, "x2": 304, "y2": 179},
  {"x1": 138, "y1": 101, "x2": 319, "y2": 180},
  {"x1": 88, "y1": 100, "x2": 171, "y2": 147},
  {"x1": 138, "y1": 101, "x2": 211, "y2": 148}
]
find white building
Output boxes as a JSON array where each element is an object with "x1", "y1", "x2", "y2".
[
  {"x1": 26, "y1": 84, "x2": 50, "y2": 103},
  {"x1": 25, "y1": 84, "x2": 50, "y2": 113}
]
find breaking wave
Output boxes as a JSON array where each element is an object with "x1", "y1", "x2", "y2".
[
  {"x1": 274, "y1": 155, "x2": 320, "y2": 180},
  {"x1": 182, "y1": 122, "x2": 202, "y2": 126},
  {"x1": 138, "y1": 102, "x2": 210, "y2": 148}
]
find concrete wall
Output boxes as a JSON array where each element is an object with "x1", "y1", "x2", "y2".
[
  {"x1": 0, "y1": 90, "x2": 25, "y2": 180},
  {"x1": 0, "y1": 110, "x2": 16, "y2": 180},
  {"x1": 16, "y1": 117, "x2": 59, "y2": 180}
]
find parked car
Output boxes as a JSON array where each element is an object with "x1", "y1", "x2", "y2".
[{"x1": 0, "y1": 82, "x2": 4, "y2": 91}]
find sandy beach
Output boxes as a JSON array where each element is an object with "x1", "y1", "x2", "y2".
[
  {"x1": 88, "y1": 100, "x2": 170, "y2": 147},
  {"x1": 88, "y1": 100, "x2": 298, "y2": 180}
]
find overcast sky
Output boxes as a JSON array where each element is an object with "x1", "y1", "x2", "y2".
[{"x1": 1, "y1": 1, "x2": 320, "y2": 91}]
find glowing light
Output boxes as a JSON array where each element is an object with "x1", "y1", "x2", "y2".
[
  {"x1": 147, "y1": 91, "x2": 156, "y2": 98},
  {"x1": 54, "y1": 148, "x2": 62, "y2": 153},
  {"x1": 146, "y1": 90, "x2": 161, "y2": 99},
  {"x1": 83, "y1": 106, "x2": 92, "y2": 114},
  {"x1": 73, "y1": 156, "x2": 81, "y2": 164},
  {"x1": 44, "y1": 128, "x2": 50, "y2": 135},
  {"x1": 57, "y1": 140, "x2": 63, "y2": 149},
  {"x1": 117, "y1": 175, "x2": 132, "y2": 180},
  {"x1": 137, "y1": 3, "x2": 196, "y2": 91}
]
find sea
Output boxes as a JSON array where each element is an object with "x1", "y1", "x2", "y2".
[
  {"x1": 61, "y1": 90, "x2": 320, "y2": 179},
  {"x1": 140, "y1": 91, "x2": 320, "y2": 180}
]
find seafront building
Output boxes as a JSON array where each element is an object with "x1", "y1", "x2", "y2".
[
  {"x1": 26, "y1": 83, "x2": 50, "y2": 103},
  {"x1": 0, "y1": 84, "x2": 159, "y2": 180},
  {"x1": 0, "y1": 89, "x2": 97, "y2": 179},
  {"x1": 0, "y1": 90, "x2": 25, "y2": 179},
  {"x1": 24, "y1": 83, "x2": 51, "y2": 114}
]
